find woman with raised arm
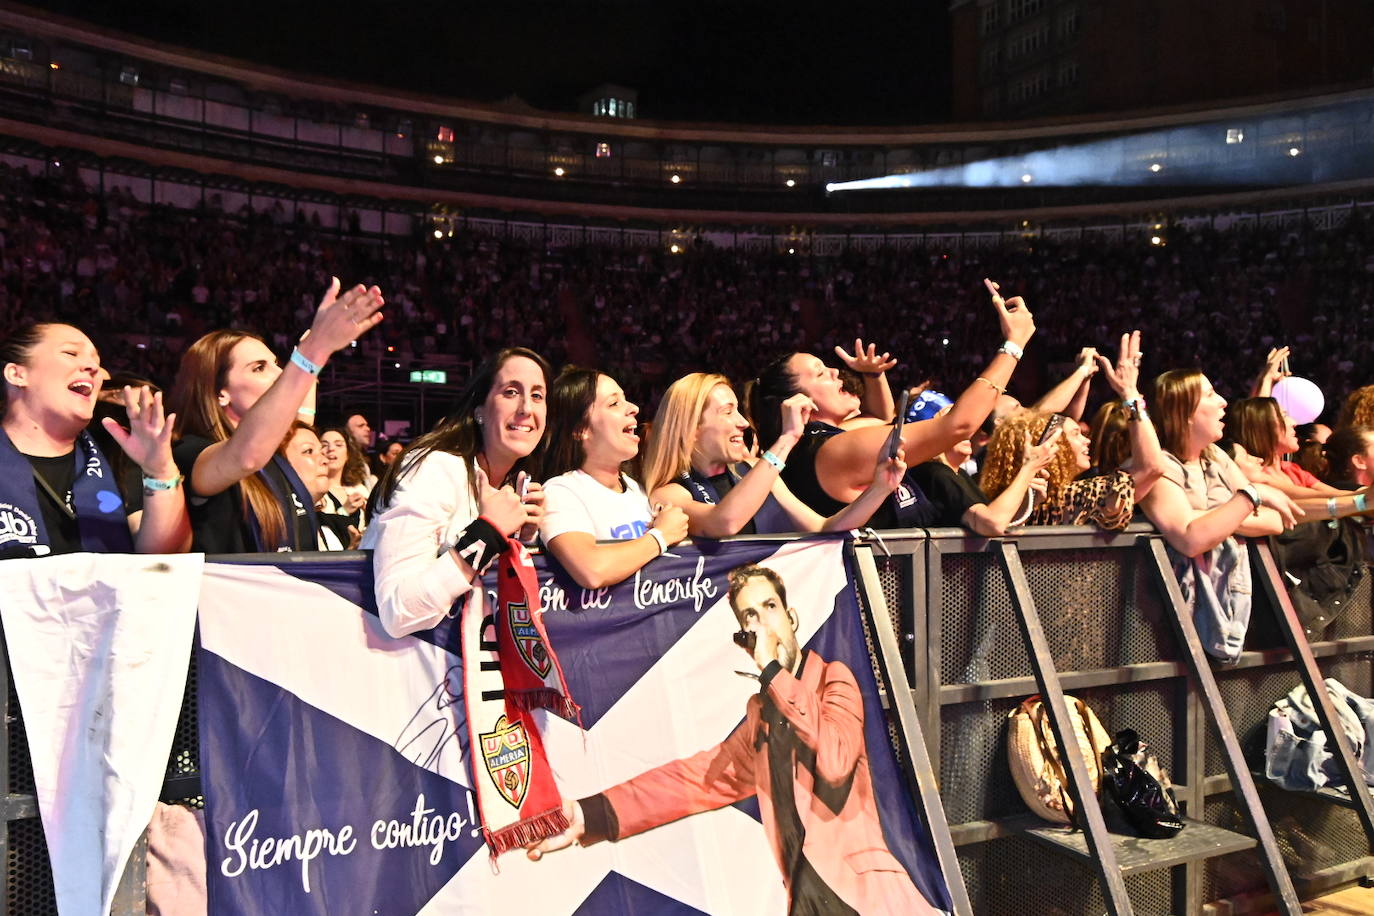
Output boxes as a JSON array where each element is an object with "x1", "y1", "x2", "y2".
[
  {"x1": 642, "y1": 373, "x2": 905, "y2": 537},
  {"x1": 169, "y1": 278, "x2": 383, "y2": 553},
  {"x1": 747, "y1": 279, "x2": 1035, "y2": 529},
  {"x1": 979, "y1": 331, "x2": 1166, "y2": 530},
  {"x1": 539, "y1": 367, "x2": 688, "y2": 589},
  {"x1": 1138, "y1": 369, "x2": 1303, "y2": 662},
  {"x1": 0, "y1": 323, "x2": 189, "y2": 557},
  {"x1": 364, "y1": 347, "x2": 547, "y2": 637}
]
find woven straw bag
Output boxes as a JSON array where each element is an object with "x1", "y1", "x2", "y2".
[{"x1": 1007, "y1": 694, "x2": 1112, "y2": 824}]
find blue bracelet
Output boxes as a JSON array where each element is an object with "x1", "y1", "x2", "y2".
[
  {"x1": 762, "y1": 450, "x2": 785, "y2": 471},
  {"x1": 1356, "y1": 493, "x2": 1368, "y2": 514},
  {"x1": 290, "y1": 347, "x2": 322, "y2": 377}
]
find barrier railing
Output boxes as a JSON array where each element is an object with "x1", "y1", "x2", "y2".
[{"x1": 2, "y1": 527, "x2": 1371, "y2": 914}]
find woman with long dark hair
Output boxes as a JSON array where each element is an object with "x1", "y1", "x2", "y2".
[
  {"x1": 0, "y1": 323, "x2": 188, "y2": 557},
  {"x1": 746, "y1": 280, "x2": 1035, "y2": 529},
  {"x1": 539, "y1": 367, "x2": 688, "y2": 589},
  {"x1": 365, "y1": 347, "x2": 547, "y2": 637},
  {"x1": 169, "y1": 279, "x2": 383, "y2": 552},
  {"x1": 319, "y1": 426, "x2": 372, "y2": 527}
]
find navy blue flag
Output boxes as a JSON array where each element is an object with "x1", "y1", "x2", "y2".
[{"x1": 197, "y1": 537, "x2": 953, "y2": 914}]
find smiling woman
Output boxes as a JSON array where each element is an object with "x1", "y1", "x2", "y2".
[
  {"x1": 641, "y1": 372, "x2": 903, "y2": 537},
  {"x1": 363, "y1": 347, "x2": 549, "y2": 638},
  {"x1": 538, "y1": 366, "x2": 688, "y2": 590},
  {"x1": 0, "y1": 322, "x2": 189, "y2": 557}
]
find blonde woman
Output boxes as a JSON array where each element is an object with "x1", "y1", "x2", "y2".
[{"x1": 642, "y1": 373, "x2": 904, "y2": 537}]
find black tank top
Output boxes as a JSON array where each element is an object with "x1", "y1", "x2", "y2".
[{"x1": 781, "y1": 422, "x2": 939, "y2": 530}]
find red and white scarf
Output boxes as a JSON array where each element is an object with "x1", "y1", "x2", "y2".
[{"x1": 461, "y1": 541, "x2": 579, "y2": 858}]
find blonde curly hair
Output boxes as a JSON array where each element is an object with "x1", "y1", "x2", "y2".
[{"x1": 979, "y1": 409, "x2": 1080, "y2": 506}]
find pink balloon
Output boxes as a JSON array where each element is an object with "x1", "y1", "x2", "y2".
[{"x1": 1272, "y1": 376, "x2": 1325, "y2": 425}]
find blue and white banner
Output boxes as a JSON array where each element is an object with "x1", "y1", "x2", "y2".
[{"x1": 197, "y1": 538, "x2": 953, "y2": 914}]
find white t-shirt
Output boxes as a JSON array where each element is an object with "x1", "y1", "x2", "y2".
[{"x1": 541, "y1": 470, "x2": 652, "y2": 543}]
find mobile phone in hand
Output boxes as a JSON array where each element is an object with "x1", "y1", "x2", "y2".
[
  {"x1": 733, "y1": 629, "x2": 757, "y2": 652},
  {"x1": 1037, "y1": 413, "x2": 1065, "y2": 447},
  {"x1": 884, "y1": 390, "x2": 910, "y2": 461}
]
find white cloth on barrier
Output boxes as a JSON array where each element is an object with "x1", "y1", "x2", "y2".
[{"x1": 0, "y1": 552, "x2": 203, "y2": 916}]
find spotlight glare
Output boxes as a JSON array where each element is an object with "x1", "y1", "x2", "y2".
[
  {"x1": 669, "y1": 244, "x2": 680, "y2": 253},
  {"x1": 1150, "y1": 235, "x2": 1163, "y2": 246},
  {"x1": 1020, "y1": 173, "x2": 1033, "y2": 183},
  {"x1": 785, "y1": 179, "x2": 796, "y2": 188},
  {"x1": 554, "y1": 166, "x2": 565, "y2": 176},
  {"x1": 1288, "y1": 146, "x2": 1301, "y2": 157},
  {"x1": 1149, "y1": 162, "x2": 1162, "y2": 173},
  {"x1": 433, "y1": 155, "x2": 444, "y2": 164},
  {"x1": 787, "y1": 247, "x2": 795, "y2": 254},
  {"x1": 433, "y1": 229, "x2": 443, "y2": 239},
  {"x1": 670, "y1": 174, "x2": 681, "y2": 184}
]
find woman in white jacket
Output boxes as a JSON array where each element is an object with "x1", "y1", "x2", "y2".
[{"x1": 363, "y1": 348, "x2": 548, "y2": 637}]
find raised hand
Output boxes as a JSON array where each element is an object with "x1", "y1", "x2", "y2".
[
  {"x1": 474, "y1": 468, "x2": 526, "y2": 538},
  {"x1": 1094, "y1": 330, "x2": 1144, "y2": 400},
  {"x1": 1076, "y1": 347, "x2": 1101, "y2": 376},
  {"x1": 834, "y1": 338, "x2": 897, "y2": 376},
  {"x1": 301, "y1": 277, "x2": 385, "y2": 359},
  {"x1": 102, "y1": 386, "x2": 178, "y2": 479},
  {"x1": 985, "y1": 278, "x2": 1035, "y2": 348},
  {"x1": 778, "y1": 393, "x2": 817, "y2": 441}
]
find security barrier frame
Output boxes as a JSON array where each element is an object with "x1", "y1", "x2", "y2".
[{"x1": 2, "y1": 526, "x2": 1372, "y2": 914}]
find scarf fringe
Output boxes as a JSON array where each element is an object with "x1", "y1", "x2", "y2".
[
  {"x1": 484, "y1": 806, "x2": 572, "y2": 858},
  {"x1": 506, "y1": 688, "x2": 581, "y2": 723}
]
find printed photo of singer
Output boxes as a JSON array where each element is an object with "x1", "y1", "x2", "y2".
[{"x1": 527, "y1": 563, "x2": 943, "y2": 916}]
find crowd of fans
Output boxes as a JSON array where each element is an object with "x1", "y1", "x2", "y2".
[
  {"x1": 5, "y1": 162, "x2": 1374, "y2": 427},
  {"x1": 3, "y1": 159, "x2": 1374, "y2": 659},
  {"x1": 8, "y1": 155, "x2": 1374, "y2": 911}
]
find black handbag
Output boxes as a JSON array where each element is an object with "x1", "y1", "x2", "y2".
[{"x1": 1100, "y1": 729, "x2": 1185, "y2": 839}]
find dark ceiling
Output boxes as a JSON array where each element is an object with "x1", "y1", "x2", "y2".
[{"x1": 43, "y1": 0, "x2": 954, "y2": 126}]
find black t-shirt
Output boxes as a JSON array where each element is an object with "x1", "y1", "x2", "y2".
[
  {"x1": 782, "y1": 422, "x2": 940, "y2": 530},
  {"x1": 17, "y1": 450, "x2": 141, "y2": 556},
  {"x1": 25, "y1": 452, "x2": 81, "y2": 555},
  {"x1": 910, "y1": 461, "x2": 987, "y2": 528},
  {"x1": 174, "y1": 434, "x2": 313, "y2": 554},
  {"x1": 175, "y1": 434, "x2": 248, "y2": 553}
]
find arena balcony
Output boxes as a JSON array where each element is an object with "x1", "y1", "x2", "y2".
[{"x1": 3, "y1": 3, "x2": 1374, "y2": 229}]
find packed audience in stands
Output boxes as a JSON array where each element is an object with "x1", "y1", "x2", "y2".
[
  {"x1": 5, "y1": 163, "x2": 1374, "y2": 418},
  {"x1": 2, "y1": 158, "x2": 1374, "y2": 672}
]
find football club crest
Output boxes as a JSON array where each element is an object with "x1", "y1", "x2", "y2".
[
  {"x1": 479, "y1": 715, "x2": 531, "y2": 809},
  {"x1": 507, "y1": 600, "x2": 552, "y2": 678}
]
